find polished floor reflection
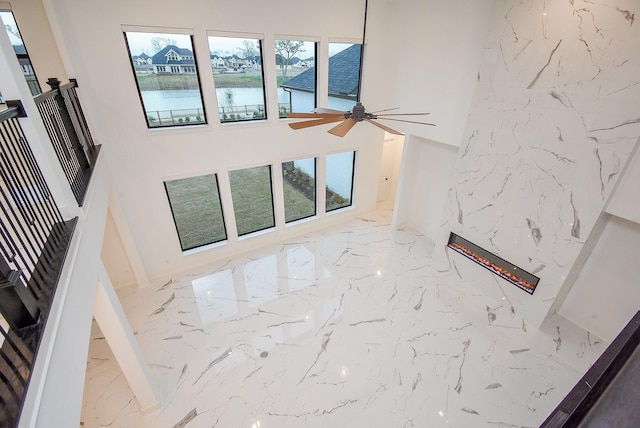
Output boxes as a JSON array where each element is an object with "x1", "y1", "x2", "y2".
[{"x1": 81, "y1": 206, "x2": 606, "y2": 427}]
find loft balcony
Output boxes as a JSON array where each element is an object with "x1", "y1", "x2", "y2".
[{"x1": 0, "y1": 77, "x2": 100, "y2": 427}]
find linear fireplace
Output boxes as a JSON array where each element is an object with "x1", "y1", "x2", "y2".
[{"x1": 447, "y1": 232, "x2": 539, "y2": 294}]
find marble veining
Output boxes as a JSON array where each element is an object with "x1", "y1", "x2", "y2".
[
  {"x1": 436, "y1": 0, "x2": 640, "y2": 328},
  {"x1": 81, "y1": 206, "x2": 606, "y2": 427}
]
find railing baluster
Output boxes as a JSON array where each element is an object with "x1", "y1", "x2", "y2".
[
  {"x1": 0, "y1": 105, "x2": 79, "y2": 425},
  {"x1": 34, "y1": 78, "x2": 98, "y2": 206}
]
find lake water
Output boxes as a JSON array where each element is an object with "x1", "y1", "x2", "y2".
[
  {"x1": 140, "y1": 88, "x2": 290, "y2": 113},
  {"x1": 140, "y1": 89, "x2": 353, "y2": 198}
]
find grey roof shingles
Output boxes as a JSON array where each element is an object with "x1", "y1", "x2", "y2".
[
  {"x1": 280, "y1": 44, "x2": 360, "y2": 97},
  {"x1": 151, "y1": 45, "x2": 195, "y2": 65}
]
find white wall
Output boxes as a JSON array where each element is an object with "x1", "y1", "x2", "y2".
[
  {"x1": 101, "y1": 209, "x2": 136, "y2": 289},
  {"x1": 559, "y1": 215, "x2": 640, "y2": 343},
  {"x1": 393, "y1": 135, "x2": 458, "y2": 239},
  {"x1": 40, "y1": 0, "x2": 386, "y2": 282},
  {"x1": 0, "y1": 0, "x2": 68, "y2": 87},
  {"x1": 369, "y1": 0, "x2": 495, "y2": 146}
]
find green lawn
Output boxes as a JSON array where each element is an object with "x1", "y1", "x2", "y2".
[
  {"x1": 165, "y1": 167, "x2": 316, "y2": 249},
  {"x1": 165, "y1": 175, "x2": 226, "y2": 250},
  {"x1": 283, "y1": 180, "x2": 315, "y2": 222},
  {"x1": 229, "y1": 166, "x2": 275, "y2": 235}
]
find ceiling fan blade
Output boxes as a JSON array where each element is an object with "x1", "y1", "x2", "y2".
[
  {"x1": 313, "y1": 108, "x2": 347, "y2": 114},
  {"x1": 288, "y1": 116, "x2": 346, "y2": 130},
  {"x1": 376, "y1": 112, "x2": 431, "y2": 116},
  {"x1": 370, "y1": 107, "x2": 400, "y2": 114},
  {"x1": 376, "y1": 117, "x2": 436, "y2": 126},
  {"x1": 328, "y1": 119, "x2": 358, "y2": 137},
  {"x1": 365, "y1": 119, "x2": 404, "y2": 135},
  {"x1": 287, "y1": 112, "x2": 343, "y2": 119}
]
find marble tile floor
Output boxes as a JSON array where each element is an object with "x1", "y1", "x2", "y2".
[{"x1": 80, "y1": 206, "x2": 607, "y2": 428}]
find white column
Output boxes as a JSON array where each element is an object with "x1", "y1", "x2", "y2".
[
  {"x1": 93, "y1": 264, "x2": 160, "y2": 413},
  {"x1": 108, "y1": 190, "x2": 150, "y2": 288}
]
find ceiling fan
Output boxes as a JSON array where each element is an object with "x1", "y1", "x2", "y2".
[{"x1": 286, "y1": 0, "x2": 435, "y2": 137}]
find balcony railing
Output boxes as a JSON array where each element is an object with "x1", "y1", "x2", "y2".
[
  {"x1": 0, "y1": 104, "x2": 77, "y2": 427},
  {"x1": 34, "y1": 78, "x2": 99, "y2": 206}
]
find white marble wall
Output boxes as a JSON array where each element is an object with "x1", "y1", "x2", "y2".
[{"x1": 437, "y1": 0, "x2": 640, "y2": 328}]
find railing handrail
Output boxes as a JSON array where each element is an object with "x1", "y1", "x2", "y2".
[{"x1": 0, "y1": 107, "x2": 19, "y2": 123}]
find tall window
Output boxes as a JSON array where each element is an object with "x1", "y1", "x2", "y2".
[
  {"x1": 282, "y1": 157, "x2": 316, "y2": 223},
  {"x1": 328, "y1": 43, "x2": 361, "y2": 111},
  {"x1": 208, "y1": 36, "x2": 266, "y2": 123},
  {"x1": 164, "y1": 174, "x2": 226, "y2": 251},
  {"x1": 0, "y1": 11, "x2": 41, "y2": 95},
  {"x1": 229, "y1": 165, "x2": 275, "y2": 236},
  {"x1": 124, "y1": 31, "x2": 206, "y2": 128},
  {"x1": 275, "y1": 40, "x2": 317, "y2": 117},
  {"x1": 326, "y1": 151, "x2": 356, "y2": 212}
]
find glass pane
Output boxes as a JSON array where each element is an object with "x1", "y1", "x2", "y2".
[
  {"x1": 327, "y1": 43, "x2": 361, "y2": 111},
  {"x1": 229, "y1": 165, "x2": 275, "y2": 236},
  {"x1": 0, "y1": 11, "x2": 41, "y2": 95},
  {"x1": 326, "y1": 151, "x2": 355, "y2": 212},
  {"x1": 208, "y1": 36, "x2": 266, "y2": 123},
  {"x1": 282, "y1": 157, "x2": 316, "y2": 223},
  {"x1": 165, "y1": 174, "x2": 226, "y2": 251},
  {"x1": 275, "y1": 40, "x2": 316, "y2": 117},
  {"x1": 124, "y1": 31, "x2": 206, "y2": 127}
]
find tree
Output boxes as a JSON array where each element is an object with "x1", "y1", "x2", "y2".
[
  {"x1": 275, "y1": 40, "x2": 305, "y2": 77},
  {"x1": 241, "y1": 40, "x2": 258, "y2": 60},
  {"x1": 151, "y1": 37, "x2": 177, "y2": 53},
  {"x1": 4, "y1": 24, "x2": 20, "y2": 40}
]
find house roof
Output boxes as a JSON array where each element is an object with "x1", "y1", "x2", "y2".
[
  {"x1": 151, "y1": 45, "x2": 195, "y2": 65},
  {"x1": 281, "y1": 44, "x2": 360, "y2": 97}
]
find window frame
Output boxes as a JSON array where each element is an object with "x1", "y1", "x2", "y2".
[
  {"x1": 275, "y1": 38, "x2": 318, "y2": 118},
  {"x1": 282, "y1": 156, "x2": 317, "y2": 224},
  {"x1": 228, "y1": 164, "x2": 276, "y2": 237},
  {"x1": 123, "y1": 29, "x2": 208, "y2": 129},
  {"x1": 327, "y1": 41, "x2": 362, "y2": 110},
  {"x1": 164, "y1": 173, "x2": 227, "y2": 252},
  {"x1": 0, "y1": 9, "x2": 42, "y2": 96},
  {"x1": 325, "y1": 150, "x2": 357, "y2": 213},
  {"x1": 207, "y1": 33, "x2": 267, "y2": 124}
]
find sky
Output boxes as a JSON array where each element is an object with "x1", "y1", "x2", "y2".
[
  {"x1": 1, "y1": 11, "x2": 26, "y2": 46},
  {"x1": 124, "y1": 31, "x2": 353, "y2": 59}
]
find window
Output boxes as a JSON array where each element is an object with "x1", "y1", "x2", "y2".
[
  {"x1": 326, "y1": 151, "x2": 356, "y2": 212},
  {"x1": 164, "y1": 174, "x2": 227, "y2": 251},
  {"x1": 282, "y1": 157, "x2": 316, "y2": 223},
  {"x1": 275, "y1": 39, "x2": 316, "y2": 117},
  {"x1": 328, "y1": 43, "x2": 362, "y2": 111},
  {"x1": 208, "y1": 36, "x2": 266, "y2": 122},
  {"x1": 229, "y1": 165, "x2": 275, "y2": 236},
  {"x1": 0, "y1": 10, "x2": 41, "y2": 95},
  {"x1": 124, "y1": 31, "x2": 206, "y2": 128}
]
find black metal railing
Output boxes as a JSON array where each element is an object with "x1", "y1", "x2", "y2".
[
  {"x1": 0, "y1": 105, "x2": 77, "y2": 428},
  {"x1": 34, "y1": 78, "x2": 98, "y2": 206}
]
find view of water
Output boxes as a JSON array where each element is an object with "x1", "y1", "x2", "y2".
[{"x1": 140, "y1": 88, "x2": 290, "y2": 113}]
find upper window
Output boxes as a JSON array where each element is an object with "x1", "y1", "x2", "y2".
[
  {"x1": 275, "y1": 40, "x2": 316, "y2": 117},
  {"x1": 0, "y1": 11, "x2": 41, "y2": 95},
  {"x1": 164, "y1": 174, "x2": 227, "y2": 251},
  {"x1": 282, "y1": 157, "x2": 316, "y2": 223},
  {"x1": 229, "y1": 165, "x2": 275, "y2": 236},
  {"x1": 326, "y1": 151, "x2": 356, "y2": 212},
  {"x1": 124, "y1": 31, "x2": 206, "y2": 128},
  {"x1": 327, "y1": 43, "x2": 361, "y2": 111},
  {"x1": 208, "y1": 36, "x2": 266, "y2": 123}
]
